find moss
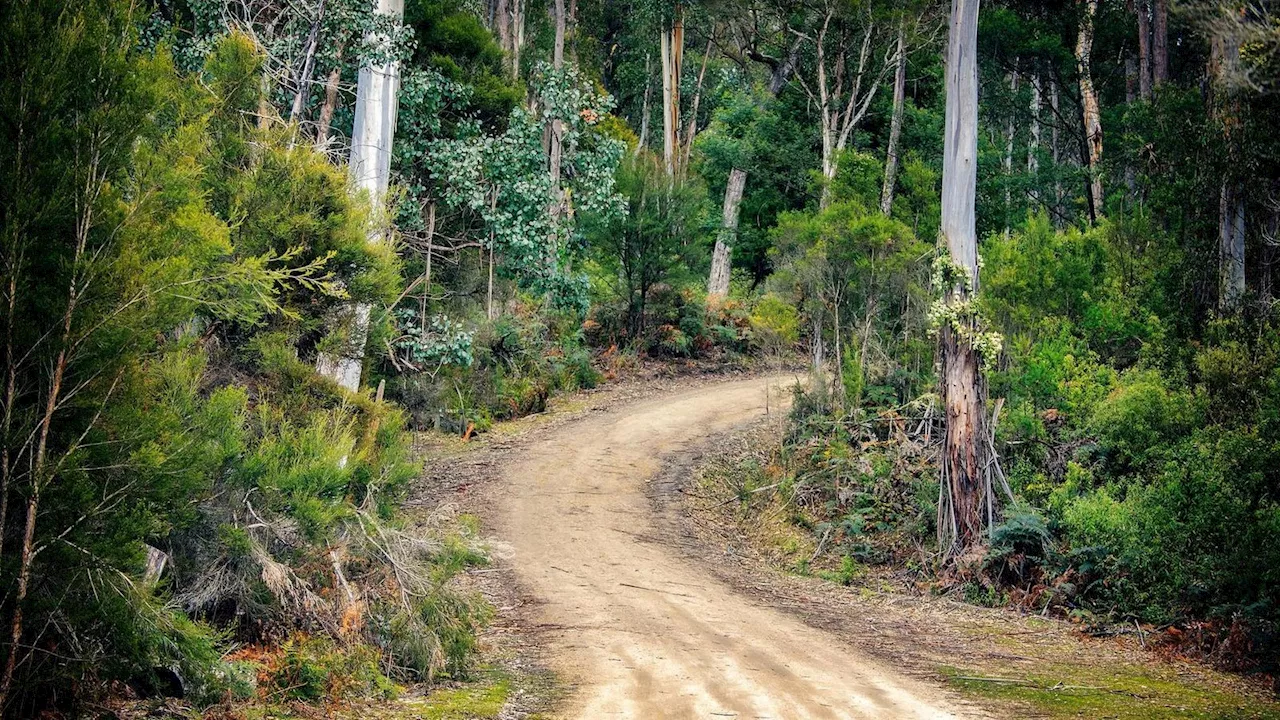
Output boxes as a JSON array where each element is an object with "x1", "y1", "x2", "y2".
[
  {"x1": 372, "y1": 678, "x2": 510, "y2": 720},
  {"x1": 940, "y1": 664, "x2": 1280, "y2": 719}
]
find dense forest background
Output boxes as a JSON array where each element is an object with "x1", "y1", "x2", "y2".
[{"x1": 2, "y1": 0, "x2": 1279, "y2": 714}]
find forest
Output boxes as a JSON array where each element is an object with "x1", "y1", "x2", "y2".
[{"x1": 1, "y1": 0, "x2": 1279, "y2": 716}]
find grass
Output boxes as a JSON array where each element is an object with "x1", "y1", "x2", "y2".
[
  {"x1": 941, "y1": 663, "x2": 1280, "y2": 719},
  {"x1": 398, "y1": 679, "x2": 509, "y2": 720}
]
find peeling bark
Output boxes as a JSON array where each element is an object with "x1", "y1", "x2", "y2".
[
  {"x1": 939, "y1": 0, "x2": 991, "y2": 555},
  {"x1": 659, "y1": 10, "x2": 683, "y2": 177},
  {"x1": 316, "y1": 44, "x2": 345, "y2": 145}
]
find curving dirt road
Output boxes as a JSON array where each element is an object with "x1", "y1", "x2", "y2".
[{"x1": 499, "y1": 375, "x2": 970, "y2": 719}]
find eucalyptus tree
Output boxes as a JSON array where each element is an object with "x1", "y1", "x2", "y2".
[
  {"x1": 1075, "y1": 0, "x2": 1103, "y2": 222},
  {"x1": 316, "y1": 0, "x2": 406, "y2": 390},
  {"x1": 935, "y1": 0, "x2": 1004, "y2": 556},
  {"x1": 432, "y1": 64, "x2": 626, "y2": 313},
  {"x1": 789, "y1": 0, "x2": 902, "y2": 208}
]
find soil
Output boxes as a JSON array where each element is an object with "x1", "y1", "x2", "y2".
[
  {"x1": 418, "y1": 373, "x2": 971, "y2": 719},
  {"x1": 412, "y1": 370, "x2": 1280, "y2": 720}
]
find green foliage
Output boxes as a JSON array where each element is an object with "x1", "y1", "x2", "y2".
[
  {"x1": 0, "y1": 11, "x2": 486, "y2": 713},
  {"x1": 583, "y1": 152, "x2": 710, "y2": 340}
]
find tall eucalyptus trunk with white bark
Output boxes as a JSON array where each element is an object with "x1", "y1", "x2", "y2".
[
  {"x1": 938, "y1": 0, "x2": 993, "y2": 556},
  {"x1": 1076, "y1": 0, "x2": 1104, "y2": 223},
  {"x1": 316, "y1": 0, "x2": 404, "y2": 391},
  {"x1": 1028, "y1": 70, "x2": 1041, "y2": 205}
]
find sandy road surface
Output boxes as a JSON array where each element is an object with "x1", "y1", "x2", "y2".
[{"x1": 498, "y1": 375, "x2": 971, "y2": 719}]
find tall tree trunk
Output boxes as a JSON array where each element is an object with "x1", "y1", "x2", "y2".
[
  {"x1": 1028, "y1": 70, "x2": 1041, "y2": 203},
  {"x1": 1077, "y1": 0, "x2": 1104, "y2": 223},
  {"x1": 1050, "y1": 79, "x2": 1063, "y2": 227},
  {"x1": 1213, "y1": 28, "x2": 1245, "y2": 310},
  {"x1": 1134, "y1": 0, "x2": 1153, "y2": 100},
  {"x1": 660, "y1": 11, "x2": 683, "y2": 177},
  {"x1": 548, "y1": 0, "x2": 565, "y2": 189},
  {"x1": 938, "y1": 0, "x2": 990, "y2": 556},
  {"x1": 880, "y1": 23, "x2": 908, "y2": 216},
  {"x1": 1219, "y1": 183, "x2": 1246, "y2": 309},
  {"x1": 637, "y1": 53, "x2": 652, "y2": 154},
  {"x1": 496, "y1": 0, "x2": 512, "y2": 71},
  {"x1": 1004, "y1": 63, "x2": 1019, "y2": 236},
  {"x1": 315, "y1": 0, "x2": 404, "y2": 391},
  {"x1": 511, "y1": 0, "x2": 526, "y2": 79},
  {"x1": 1152, "y1": 0, "x2": 1169, "y2": 87},
  {"x1": 1264, "y1": 188, "x2": 1279, "y2": 304},
  {"x1": 708, "y1": 168, "x2": 746, "y2": 299}
]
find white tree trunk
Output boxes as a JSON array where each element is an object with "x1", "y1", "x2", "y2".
[
  {"x1": 660, "y1": 28, "x2": 675, "y2": 175},
  {"x1": 1028, "y1": 72, "x2": 1041, "y2": 174},
  {"x1": 708, "y1": 168, "x2": 746, "y2": 299},
  {"x1": 1213, "y1": 27, "x2": 1246, "y2": 310},
  {"x1": 1050, "y1": 79, "x2": 1063, "y2": 227},
  {"x1": 316, "y1": 0, "x2": 404, "y2": 391},
  {"x1": 1076, "y1": 0, "x2": 1103, "y2": 222},
  {"x1": 939, "y1": 0, "x2": 989, "y2": 554}
]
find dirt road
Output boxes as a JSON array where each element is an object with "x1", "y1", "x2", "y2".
[{"x1": 498, "y1": 375, "x2": 971, "y2": 719}]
